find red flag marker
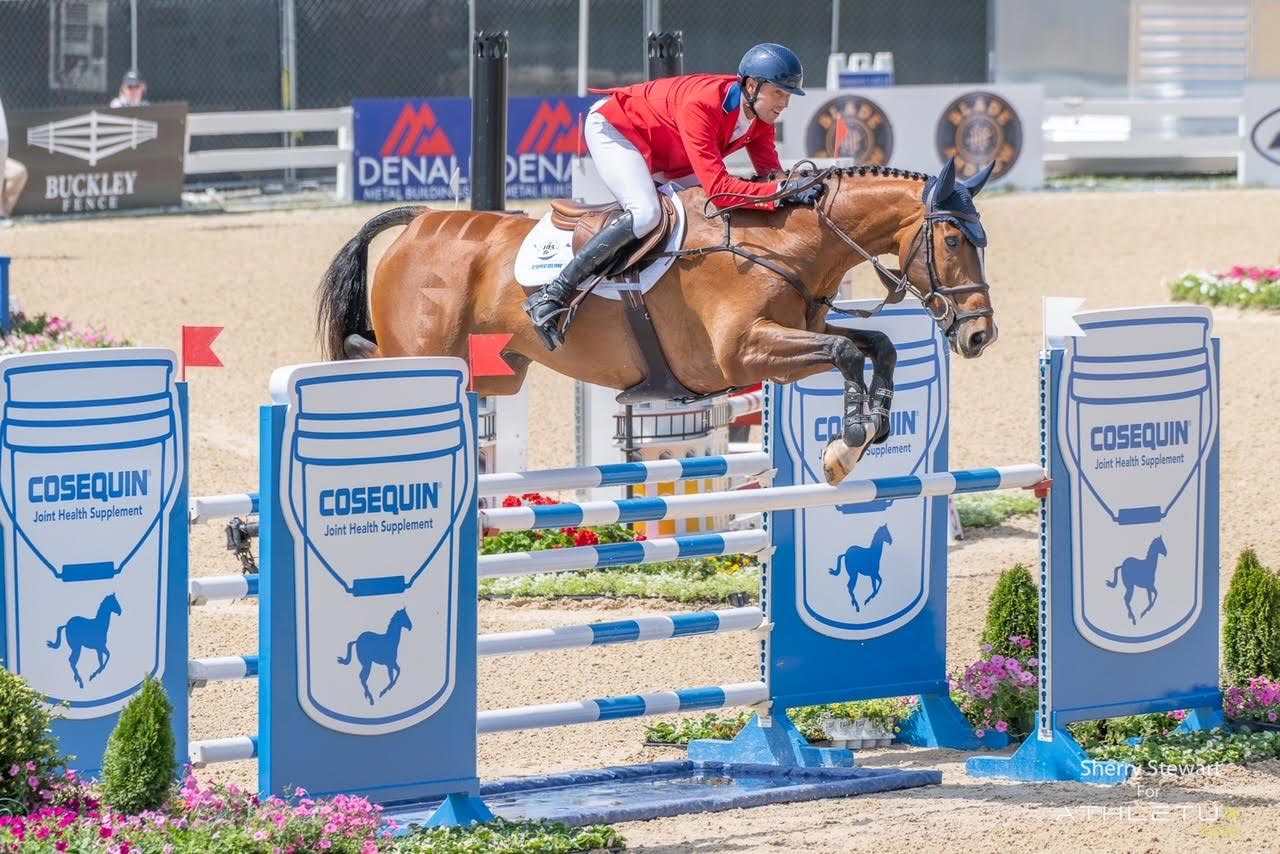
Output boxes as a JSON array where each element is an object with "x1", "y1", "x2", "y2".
[
  {"x1": 468, "y1": 333, "x2": 514, "y2": 390},
  {"x1": 181, "y1": 325, "x2": 224, "y2": 381}
]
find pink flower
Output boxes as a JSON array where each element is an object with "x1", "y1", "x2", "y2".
[
  {"x1": 995, "y1": 720, "x2": 1009, "y2": 733},
  {"x1": 255, "y1": 831, "x2": 269, "y2": 841}
]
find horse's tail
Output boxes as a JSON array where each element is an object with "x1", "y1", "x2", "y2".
[
  {"x1": 315, "y1": 205, "x2": 430, "y2": 361},
  {"x1": 828, "y1": 553, "x2": 844, "y2": 578},
  {"x1": 1104, "y1": 564, "x2": 1122, "y2": 588},
  {"x1": 47, "y1": 624, "x2": 66, "y2": 649},
  {"x1": 336, "y1": 640, "x2": 357, "y2": 666}
]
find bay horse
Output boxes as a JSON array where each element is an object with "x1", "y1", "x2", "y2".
[{"x1": 316, "y1": 157, "x2": 998, "y2": 485}]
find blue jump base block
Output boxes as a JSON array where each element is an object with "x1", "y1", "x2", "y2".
[{"x1": 388, "y1": 761, "x2": 942, "y2": 829}]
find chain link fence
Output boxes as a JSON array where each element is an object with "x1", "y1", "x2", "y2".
[{"x1": 2, "y1": 1, "x2": 988, "y2": 113}]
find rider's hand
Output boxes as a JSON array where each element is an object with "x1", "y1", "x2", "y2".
[{"x1": 777, "y1": 177, "x2": 826, "y2": 207}]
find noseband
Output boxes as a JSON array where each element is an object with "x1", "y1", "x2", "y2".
[{"x1": 817, "y1": 204, "x2": 993, "y2": 337}]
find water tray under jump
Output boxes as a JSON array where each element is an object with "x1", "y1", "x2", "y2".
[{"x1": 384, "y1": 761, "x2": 942, "y2": 829}]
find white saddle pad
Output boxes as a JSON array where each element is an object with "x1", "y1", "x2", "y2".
[{"x1": 513, "y1": 181, "x2": 687, "y2": 300}]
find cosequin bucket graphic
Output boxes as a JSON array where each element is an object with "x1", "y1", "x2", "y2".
[
  {"x1": 777, "y1": 304, "x2": 947, "y2": 639},
  {"x1": 1058, "y1": 307, "x2": 1216, "y2": 652},
  {"x1": 278, "y1": 365, "x2": 473, "y2": 734},
  {"x1": 0, "y1": 352, "x2": 181, "y2": 717}
]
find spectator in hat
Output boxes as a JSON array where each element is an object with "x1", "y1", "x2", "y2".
[{"x1": 110, "y1": 70, "x2": 150, "y2": 108}]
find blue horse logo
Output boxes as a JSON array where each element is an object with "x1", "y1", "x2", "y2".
[
  {"x1": 337, "y1": 607, "x2": 414, "y2": 705},
  {"x1": 828, "y1": 524, "x2": 893, "y2": 613},
  {"x1": 47, "y1": 593, "x2": 122, "y2": 689},
  {"x1": 1105, "y1": 535, "x2": 1168, "y2": 625}
]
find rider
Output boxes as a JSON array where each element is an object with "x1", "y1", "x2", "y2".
[{"x1": 522, "y1": 43, "x2": 826, "y2": 351}]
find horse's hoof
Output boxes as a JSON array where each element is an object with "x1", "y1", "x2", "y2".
[
  {"x1": 342, "y1": 333, "x2": 378, "y2": 359},
  {"x1": 822, "y1": 438, "x2": 864, "y2": 486}
]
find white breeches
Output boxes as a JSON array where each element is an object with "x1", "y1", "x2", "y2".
[{"x1": 584, "y1": 101, "x2": 699, "y2": 239}]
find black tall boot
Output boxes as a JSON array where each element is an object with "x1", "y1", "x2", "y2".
[{"x1": 523, "y1": 210, "x2": 637, "y2": 351}]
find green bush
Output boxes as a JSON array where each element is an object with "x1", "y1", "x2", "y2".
[
  {"x1": 1222, "y1": 548, "x2": 1280, "y2": 684},
  {"x1": 395, "y1": 818, "x2": 625, "y2": 853},
  {"x1": 955, "y1": 492, "x2": 1039, "y2": 529},
  {"x1": 0, "y1": 664, "x2": 69, "y2": 814},
  {"x1": 99, "y1": 673, "x2": 177, "y2": 814},
  {"x1": 981, "y1": 563, "x2": 1039, "y2": 660}
]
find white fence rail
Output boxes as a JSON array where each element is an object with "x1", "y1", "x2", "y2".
[
  {"x1": 1042, "y1": 97, "x2": 1243, "y2": 173},
  {"x1": 184, "y1": 107, "x2": 353, "y2": 202}
]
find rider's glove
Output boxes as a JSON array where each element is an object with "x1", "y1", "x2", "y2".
[{"x1": 777, "y1": 177, "x2": 826, "y2": 207}]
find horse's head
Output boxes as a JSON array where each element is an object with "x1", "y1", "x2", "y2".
[{"x1": 904, "y1": 157, "x2": 997, "y2": 359}]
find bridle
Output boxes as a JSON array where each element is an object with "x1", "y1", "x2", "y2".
[{"x1": 687, "y1": 163, "x2": 993, "y2": 338}]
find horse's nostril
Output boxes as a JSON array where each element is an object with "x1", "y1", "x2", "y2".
[{"x1": 969, "y1": 330, "x2": 987, "y2": 351}]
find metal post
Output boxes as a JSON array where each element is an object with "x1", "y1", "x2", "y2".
[
  {"x1": 280, "y1": 0, "x2": 299, "y2": 184},
  {"x1": 0, "y1": 257, "x2": 10, "y2": 335},
  {"x1": 468, "y1": 0, "x2": 477, "y2": 97},
  {"x1": 830, "y1": 0, "x2": 840, "y2": 55},
  {"x1": 577, "y1": 0, "x2": 589, "y2": 96},
  {"x1": 130, "y1": 0, "x2": 138, "y2": 72},
  {"x1": 646, "y1": 31, "x2": 684, "y2": 80},
  {"x1": 471, "y1": 31, "x2": 508, "y2": 212}
]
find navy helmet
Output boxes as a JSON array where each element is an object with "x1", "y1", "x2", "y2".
[{"x1": 738, "y1": 43, "x2": 805, "y2": 96}]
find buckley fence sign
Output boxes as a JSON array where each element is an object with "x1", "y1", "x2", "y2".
[
  {"x1": 353, "y1": 96, "x2": 595, "y2": 202},
  {"x1": 4, "y1": 103, "x2": 187, "y2": 215}
]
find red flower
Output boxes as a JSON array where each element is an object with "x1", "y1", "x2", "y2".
[
  {"x1": 572, "y1": 529, "x2": 600, "y2": 547},
  {"x1": 501, "y1": 495, "x2": 522, "y2": 508},
  {"x1": 633, "y1": 533, "x2": 647, "y2": 542}
]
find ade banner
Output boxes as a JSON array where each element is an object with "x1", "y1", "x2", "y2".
[
  {"x1": 4, "y1": 104, "x2": 188, "y2": 214},
  {"x1": 772, "y1": 84, "x2": 1044, "y2": 190},
  {"x1": 353, "y1": 96, "x2": 595, "y2": 202},
  {"x1": 1242, "y1": 83, "x2": 1280, "y2": 187}
]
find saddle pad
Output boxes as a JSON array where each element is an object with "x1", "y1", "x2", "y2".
[{"x1": 513, "y1": 181, "x2": 688, "y2": 299}]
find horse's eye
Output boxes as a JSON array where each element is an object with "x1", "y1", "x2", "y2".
[{"x1": 944, "y1": 236, "x2": 960, "y2": 249}]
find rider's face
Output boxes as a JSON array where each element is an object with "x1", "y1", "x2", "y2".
[{"x1": 747, "y1": 80, "x2": 791, "y2": 124}]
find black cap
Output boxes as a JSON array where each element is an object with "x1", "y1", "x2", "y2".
[{"x1": 121, "y1": 69, "x2": 145, "y2": 86}]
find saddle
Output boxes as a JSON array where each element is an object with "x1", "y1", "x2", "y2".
[
  {"x1": 548, "y1": 194, "x2": 679, "y2": 279},
  {"x1": 539, "y1": 190, "x2": 702, "y2": 405}
]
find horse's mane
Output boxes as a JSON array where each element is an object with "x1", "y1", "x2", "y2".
[{"x1": 754, "y1": 164, "x2": 931, "y2": 183}]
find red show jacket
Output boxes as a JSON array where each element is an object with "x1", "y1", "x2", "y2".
[{"x1": 589, "y1": 73, "x2": 785, "y2": 210}]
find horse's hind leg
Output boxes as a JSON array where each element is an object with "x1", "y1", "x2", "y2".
[
  {"x1": 846, "y1": 574, "x2": 861, "y2": 612},
  {"x1": 358, "y1": 661, "x2": 375, "y2": 705},
  {"x1": 68, "y1": 648, "x2": 84, "y2": 689},
  {"x1": 1123, "y1": 586, "x2": 1137, "y2": 625}
]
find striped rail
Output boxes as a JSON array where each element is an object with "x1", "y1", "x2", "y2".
[
  {"x1": 482, "y1": 465, "x2": 1047, "y2": 532},
  {"x1": 188, "y1": 452, "x2": 773, "y2": 525},
  {"x1": 187, "y1": 607, "x2": 766, "y2": 690},
  {"x1": 190, "y1": 681, "x2": 770, "y2": 763}
]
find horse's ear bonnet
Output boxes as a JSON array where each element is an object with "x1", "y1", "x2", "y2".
[{"x1": 922, "y1": 158, "x2": 992, "y2": 248}]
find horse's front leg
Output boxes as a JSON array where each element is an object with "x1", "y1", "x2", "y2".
[
  {"x1": 817, "y1": 325, "x2": 896, "y2": 485},
  {"x1": 732, "y1": 321, "x2": 893, "y2": 485}
]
